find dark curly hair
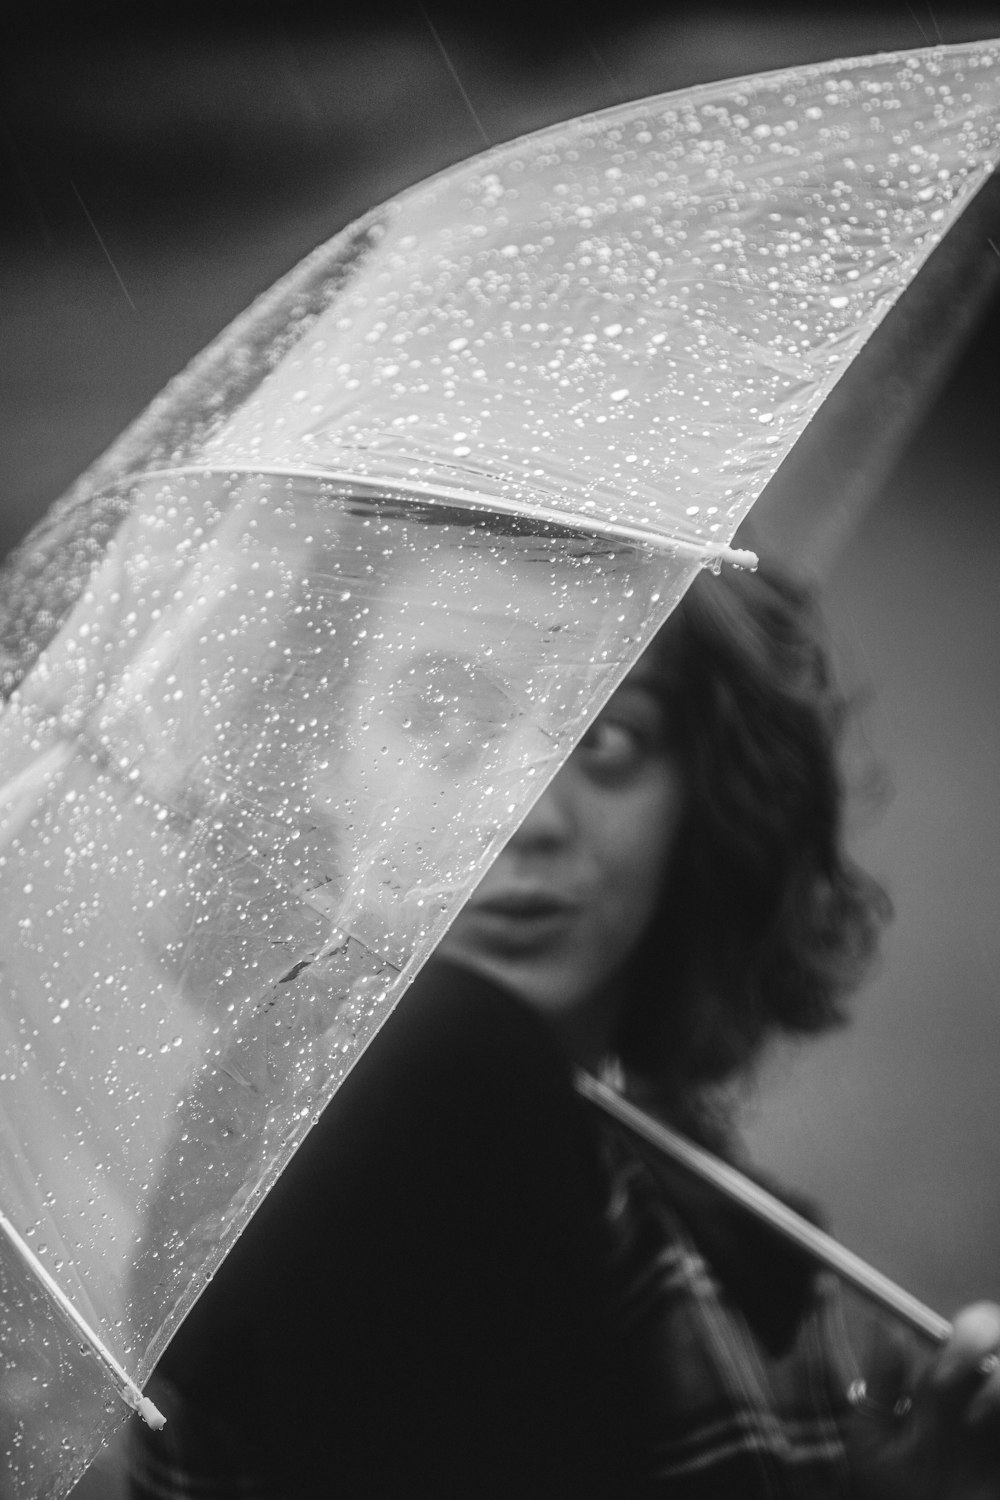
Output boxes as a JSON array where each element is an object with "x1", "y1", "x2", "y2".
[{"x1": 613, "y1": 564, "x2": 890, "y2": 1129}]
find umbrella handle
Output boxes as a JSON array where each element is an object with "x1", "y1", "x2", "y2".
[{"x1": 575, "y1": 1071, "x2": 953, "y2": 1345}]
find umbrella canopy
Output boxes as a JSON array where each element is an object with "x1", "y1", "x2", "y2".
[{"x1": 1, "y1": 38, "x2": 999, "y2": 1498}]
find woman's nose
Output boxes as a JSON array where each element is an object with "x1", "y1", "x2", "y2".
[{"x1": 506, "y1": 762, "x2": 579, "y2": 849}]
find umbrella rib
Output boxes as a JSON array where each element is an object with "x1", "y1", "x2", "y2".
[
  {"x1": 575, "y1": 1071, "x2": 953, "y2": 1345},
  {"x1": 0, "y1": 1205, "x2": 166, "y2": 1428},
  {"x1": 127, "y1": 464, "x2": 759, "y2": 570}
]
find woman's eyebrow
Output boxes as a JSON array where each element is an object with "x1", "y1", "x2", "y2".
[
  {"x1": 609, "y1": 675, "x2": 662, "y2": 705},
  {"x1": 392, "y1": 650, "x2": 524, "y2": 709},
  {"x1": 601, "y1": 679, "x2": 670, "y2": 729}
]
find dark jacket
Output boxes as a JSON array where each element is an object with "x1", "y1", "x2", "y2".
[{"x1": 139, "y1": 960, "x2": 652, "y2": 1497}]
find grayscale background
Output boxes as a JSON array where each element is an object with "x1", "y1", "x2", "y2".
[{"x1": 3, "y1": 0, "x2": 998, "y2": 1337}]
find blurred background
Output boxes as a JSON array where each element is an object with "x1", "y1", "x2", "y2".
[{"x1": 2, "y1": 0, "x2": 998, "y2": 1365}]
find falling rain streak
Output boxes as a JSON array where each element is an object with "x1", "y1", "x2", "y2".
[
  {"x1": 417, "y1": 5, "x2": 491, "y2": 148},
  {"x1": 68, "y1": 182, "x2": 137, "y2": 314}
]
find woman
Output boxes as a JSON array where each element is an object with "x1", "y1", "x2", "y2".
[
  {"x1": 131, "y1": 563, "x2": 1000, "y2": 1498},
  {"x1": 439, "y1": 561, "x2": 1000, "y2": 1497}
]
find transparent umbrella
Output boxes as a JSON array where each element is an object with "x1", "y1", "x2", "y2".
[{"x1": 1, "y1": 38, "x2": 999, "y2": 1499}]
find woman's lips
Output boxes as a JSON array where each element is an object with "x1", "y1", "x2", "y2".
[
  {"x1": 457, "y1": 891, "x2": 580, "y2": 951},
  {"x1": 470, "y1": 890, "x2": 579, "y2": 919}
]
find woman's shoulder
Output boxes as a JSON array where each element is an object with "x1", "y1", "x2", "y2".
[
  {"x1": 594, "y1": 1110, "x2": 831, "y2": 1357},
  {"x1": 594, "y1": 1112, "x2": 857, "y2": 1493}
]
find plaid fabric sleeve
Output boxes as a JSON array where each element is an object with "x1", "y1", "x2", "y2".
[{"x1": 600, "y1": 1123, "x2": 856, "y2": 1500}]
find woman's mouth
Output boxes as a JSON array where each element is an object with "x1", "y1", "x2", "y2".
[
  {"x1": 472, "y1": 892, "x2": 576, "y2": 919},
  {"x1": 454, "y1": 891, "x2": 581, "y2": 953}
]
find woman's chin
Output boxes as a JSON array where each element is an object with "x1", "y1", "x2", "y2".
[{"x1": 435, "y1": 929, "x2": 594, "y2": 1023}]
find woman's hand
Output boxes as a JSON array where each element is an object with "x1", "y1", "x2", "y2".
[{"x1": 849, "y1": 1303, "x2": 1000, "y2": 1499}]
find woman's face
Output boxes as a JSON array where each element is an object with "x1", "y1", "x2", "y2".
[
  {"x1": 438, "y1": 655, "x2": 682, "y2": 1067},
  {"x1": 305, "y1": 513, "x2": 684, "y2": 1036}
]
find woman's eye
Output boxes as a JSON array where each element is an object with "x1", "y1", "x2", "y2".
[
  {"x1": 387, "y1": 653, "x2": 517, "y2": 774},
  {"x1": 576, "y1": 718, "x2": 647, "y2": 777}
]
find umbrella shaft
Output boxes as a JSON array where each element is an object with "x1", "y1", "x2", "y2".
[{"x1": 575, "y1": 1072, "x2": 953, "y2": 1345}]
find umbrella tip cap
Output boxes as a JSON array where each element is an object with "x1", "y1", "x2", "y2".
[
  {"x1": 720, "y1": 545, "x2": 759, "y2": 571},
  {"x1": 696, "y1": 542, "x2": 759, "y2": 571},
  {"x1": 134, "y1": 1393, "x2": 167, "y2": 1430}
]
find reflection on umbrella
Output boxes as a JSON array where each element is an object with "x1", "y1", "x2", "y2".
[{"x1": 1, "y1": 39, "x2": 999, "y2": 1498}]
